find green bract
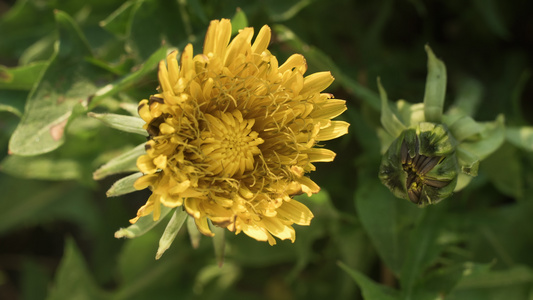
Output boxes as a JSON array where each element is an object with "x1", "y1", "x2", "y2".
[{"x1": 378, "y1": 46, "x2": 505, "y2": 205}]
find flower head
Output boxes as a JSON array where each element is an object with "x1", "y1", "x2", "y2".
[{"x1": 132, "y1": 19, "x2": 348, "y2": 245}]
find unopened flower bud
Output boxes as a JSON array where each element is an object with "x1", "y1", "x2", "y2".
[{"x1": 379, "y1": 122, "x2": 458, "y2": 206}]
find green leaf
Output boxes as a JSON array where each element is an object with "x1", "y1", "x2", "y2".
[
  {"x1": 230, "y1": 8, "x2": 248, "y2": 35},
  {"x1": 423, "y1": 45, "x2": 447, "y2": 123},
  {"x1": 46, "y1": 238, "x2": 109, "y2": 300},
  {"x1": 412, "y1": 262, "x2": 492, "y2": 299},
  {"x1": 193, "y1": 263, "x2": 241, "y2": 296},
  {"x1": 459, "y1": 114, "x2": 505, "y2": 160},
  {"x1": 378, "y1": 78, "x2": 406, "y2": 138},
  {"x1": 266, "y1": 0, "x2": 314, "y2": 22},
  {"x1": 155, "y1": 208, "x2": 188, "y2": 260},
  {"x1": 0, "y1": 89, "x2": 27, "y2": 117},
  {"x1": 99, "y1": 0, "x2": 136, "y2": 38},
  {"x1": 0, "y1": 62, "x2": 47, "y2": 90},
  {"x1": 0, "y1": 153, "x2": 83, "y2": 180},
  {"x1": 447, "y1": 77, "x2": 483, "y2": 117},
  {"x1": 88, "y1": 45, "x2": 167, "y2": 109},
  {"x1": 93, "y1": 143, "x2": 145, "y2": 180},
  {"x1": 338, "y1": 261, "x2": 399, "y2": 300},
  {"x1": 106, "y1": 172, "x2": 143, "y2": 197},
  {"x1": 19, "y1": 34, "x2": 56, "y2": 66},
  {"x1": 211, "y1": 222, "x2": 226, "y2": 267},
  {"x1": 127, "y1": 0, "x2": 186, "y2": 61},
  {"x1": 20, "y1": 259, "x2": 50, "y2": 300},
  {"x1": 355, "y1": 179, "x2": 423, "y2": 276},
  {"x1": 115, "y1": 229, "x2": 184, "y2": 300},
  {"x1": 115, "y1": 206, "x2": 173, "y2": 239},
  {"x1": 187, "y1": 214, "x2": 202, "y2": 249},
  {"x1": 0, "y1": 175, "x2": 100, "y2": 234},
  {"x1": 481, "y1": 143, "x2": 523, "y2": 198},
  {"x1": 448, "y1": 116, "x2": 484, "y2": 143},
  {"x1": 506, "y1": 126, "x2": 533, "y2": 151},
  {"x1": 396, "y1": 100, "x2": 425, "y2": 128},
  {"x1": 450, "y1": 266, "x2": 533, "y2": 299},
  {"x1": 400, "y1": 208, "x2": 445, "y2": 298},
  {"x1": 88, "y1": 112, "x2": 147, "y2": 136},
  {"x1": 456, "y1": 147, "x2": 480, "y2": 177},
  {"x1": 9, "y1": 11, "x2": 105, "y2": 156}
]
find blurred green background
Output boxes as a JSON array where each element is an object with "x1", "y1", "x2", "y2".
[{"x1": 1, "y1": 0, "x2": 533, "y2": 299}]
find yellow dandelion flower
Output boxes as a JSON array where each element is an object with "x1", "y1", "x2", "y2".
[{"x1": 133, "y1": 19, "x2": 349, "y2": 245}]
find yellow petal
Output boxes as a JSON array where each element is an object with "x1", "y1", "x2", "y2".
[
  {"x1": 153, "y1": 155, "x2": 167, "y2": 169},
  {"x1": 137, "y1": 154, "x2": 157, "y2": 174},
  {"x1": 306, "y1": 148, "x2": 336, "y2": 162},
  {"x1": 213, "y1": 19, "x2": 232, "y2": 59},
  {"x1": 251, "y1": 25, "x2": 271, "y2": 54},
  {"x1": 133, "y1": 174, "x2": 158, "y2": 190},
  {"x1": 225, "y1": 27, "x2": 253, "y2": 66},
  {"x1": 297, "y1": 176, "x2": 320, "y2": 196},
  {"x1": 316, "y1": 121, "x2": 350, "y2": 141},
  {"x1": 311, "y1": 99, "x2": 347, "y2": 119},
  {"x1": 277, "y1": 200, "x2": 314, "y2": 225},
  {"x1": 300, "y1": 72, "x2": 334, "y2": 95},
  {"x1": 158, "y1": 60, "x2": 173, "y2": 94},
  {"x1": 169, "y1": 180, "x2": 191, "y2": 195},
  {"x1": 195, "y1": 216, "x2": 214, "y2": 237},
  {"x1": 137, "y1": 99, "x2": 152, "y2": 123},
  {"x1": 203, "y1": 19, "x2": 219, "y2": 55},
  {"x1": 166, "y1": 51, "x2": 179, "y2": 86},
  {"x1": 262, "y1": 217, "x2": 295, "y2": 242},
  {"x1": 242, "y1": 223, "x2": 271, "y2": 243},
  {"x1": 279, "y1": 54, "x2": 307, "y2": 74}
]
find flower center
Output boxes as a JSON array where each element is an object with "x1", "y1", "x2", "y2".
[{"x1": 200, "y1": 111, "x2": 264, "y2": 177}]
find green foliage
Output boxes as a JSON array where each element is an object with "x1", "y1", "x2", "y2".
[{"x1": 1, "y1": 0, "x2": 533, "y2": 300}]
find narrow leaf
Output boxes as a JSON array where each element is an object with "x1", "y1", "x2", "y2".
[
  {"x1": 506, "y1": 126, "x2": 533, "y2": 151},
  {"x1": 456, "y1": 147, "x2": 480, "y2": 177},
  {"x1": 231, "y1": 8, "x2": 248, "y2": 34},
  {"x1": 93, "y1": 143, "x2": 145, "y2": 180},
  {"x1": 211, "y1": 222, "x2": 226, "y2": 267},
  {"x1": 400, "y1": 208, "x2": 445, "y2": 298},
  {"x1": 378, "y1": 78, "x2": 406, "y2": 138},
  {"x1": 88, "y1": 45, "x2": 167, "y2": 109},
  {"x1": 0, "y1": 62, "x2": 47, "y2": 90},
  {"x1": 448, "y1": 115, "x2": 484, "y2": 142},
  {"x1": 115, "y1": 206, "x2": 173, "y2": 239},
  {"x1": 338, "y1": 261, "x2": 399, "y2": 300},
  {"x1": 88, "y1": 112, "x2": 147, "y2": 136},
  {"x1": 423, "y1": 45, "x2": 447, "y2": 123},
  {"x1": 187, "y1": 215, "x2": 202, "y2": 249},
  {"x1": 99, "y1": 0, "x2": 136, "y2": 38},
  {"x1": 106, "y1": 172, "x2": 143, "y2": 197},
  {"x1": 156, "y1": 208, "x2": 188, "y2": 260},
  {"x1": 47, "y1": 238, "x2": 109, "y2": 300},
  {"x1": 459, "y1": 114, "x2": 505, "y2": 160}
]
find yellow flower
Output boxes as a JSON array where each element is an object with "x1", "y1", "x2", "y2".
[{"x1": 132, "y1": 19, "x2": 349, "y2": 245}]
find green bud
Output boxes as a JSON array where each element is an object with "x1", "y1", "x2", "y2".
[{"x1": 379, "y1": 122, "x2": 458, "y2": 206}]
